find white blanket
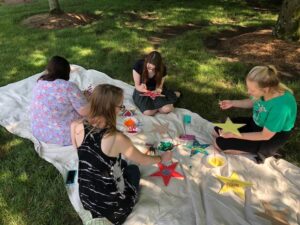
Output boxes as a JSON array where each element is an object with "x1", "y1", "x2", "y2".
[{"x1": 0, "y1": 65, "x2": 299, "y2": 225}]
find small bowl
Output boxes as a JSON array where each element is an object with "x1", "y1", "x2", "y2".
[{"x1": 206, "y1": 153, "x2": 227, "y2": 168}]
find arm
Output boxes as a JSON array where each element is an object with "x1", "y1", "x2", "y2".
[
  {"x1": 70, "y1": 120, "x2": 85, "y2": 148},
  {"x1": 114, "y1": 133, "x2": 172, "y2": 165},
  {"x1": 77, "y1": 103, "x2": 90, "y2": 117},
  {"x1": 219, "y1": 99, "x2": 253, "y2": 110},
  {"x1": 133, "y1": 70, "x2": 148, "y2": 93},
  {"x1": 221, "y1": 127, "x2": 275, "y2": 141},
  {"x1": 68, "y1": 82, "x2": 89, "y2": 116},
  {"x1": 155, "y1": 77, "x2": 165, "y2": 93}
]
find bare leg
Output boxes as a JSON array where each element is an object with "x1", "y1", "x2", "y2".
[
  {"x1": 158, "y1": 104, "x2": 174, "y2": 114},
  {"x1": 223, "y1": 150, "x2": 249, "y2": 155},
  {"x1": 143, "y1": 109, "x2": 158, "y2": 116}
]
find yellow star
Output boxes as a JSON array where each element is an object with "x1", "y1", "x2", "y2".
[
  {"x1": 256, "y1": 201, "x2": 290, "y2": 225},
  {"x1": 213, "y1": 117, "x2": 246, "y2": 136},
  {"x1": 215, "y1": 171, "x2": 252, "y2": 200}
]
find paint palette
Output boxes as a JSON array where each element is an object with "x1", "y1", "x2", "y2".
[
  {"x1": 157, "y1": 139, "x2": 178, "y2": 152},
  {"x1": 123, "y1": 117, "x2": 141, "y2": 134},
  {"x1": 206, "y1": 153, "x2": 227, "y2": 168}
]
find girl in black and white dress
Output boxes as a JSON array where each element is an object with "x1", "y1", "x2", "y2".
[{"x1": 71, "y1": 84, "x2": 172, "y2": 225}]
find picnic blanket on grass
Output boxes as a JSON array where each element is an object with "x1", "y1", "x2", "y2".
[{"x1": 0, "y1": 65, "x2": 299, "y2": 225}]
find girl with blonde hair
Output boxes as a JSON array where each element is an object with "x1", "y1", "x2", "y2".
[
  {"x1": 71, "y1": 84, "x2": 172, "y2": 224},
  {"x1": 214, "y1": 65, "x2": 297, "y2": 162}
]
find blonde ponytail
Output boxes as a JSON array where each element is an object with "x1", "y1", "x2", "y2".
[{"x1": 247, "y1": 65, "x2": 293, "y2": 94}]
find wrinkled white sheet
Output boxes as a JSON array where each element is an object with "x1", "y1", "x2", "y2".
[{"x1": 0, "y1": 65, "x2": 299, "y2": 225}]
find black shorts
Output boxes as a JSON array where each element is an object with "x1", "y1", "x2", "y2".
[{"x1": 215, "y1": 117, "x2": 292, "y2": 158}]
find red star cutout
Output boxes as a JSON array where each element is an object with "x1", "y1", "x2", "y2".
[
  {"x1": 150, "y1": 162, "x2": 184, "y2": 186},
  {"x1": 140, "y1": 91, "x2": 165, "y2": 100}
]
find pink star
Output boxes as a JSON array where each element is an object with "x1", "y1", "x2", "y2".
[{"x1": 150, "y1": 162, "x2": 184, "y2": 186}]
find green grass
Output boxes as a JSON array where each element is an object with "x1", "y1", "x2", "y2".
[{"x1": 0, "y1": 0, "x2": 299, "y2": 224}]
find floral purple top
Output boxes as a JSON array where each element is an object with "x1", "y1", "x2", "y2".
[{"x1": 30, "y1": 79, "x2": 87, "y2": 146}]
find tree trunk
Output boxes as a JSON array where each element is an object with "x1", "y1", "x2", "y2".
[
  {"x1": 274, "y1": 0, "x2": 300, "y2": 41},
  {"x1": 48, "y1": 0, "x2": 64, "y2": 15}
]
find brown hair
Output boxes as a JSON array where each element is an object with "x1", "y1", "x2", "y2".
[
  {"x1": 87, "y1": 84, "x2": 123, "y2": 135},
  {"x1": 246, "y1": 65, "x2": 293, "y2": 94},
  {"x1": 142, "y1": 51, "x2": 164, "y2": 88}
]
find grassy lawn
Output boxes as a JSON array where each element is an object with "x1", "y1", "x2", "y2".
[{"x1": 0, "y1": 0, "x2": 299, "y2": 224}]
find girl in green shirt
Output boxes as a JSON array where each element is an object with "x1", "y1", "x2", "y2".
[{"x1": 214, "y1": 65, "x2": 297, "y2": 163}]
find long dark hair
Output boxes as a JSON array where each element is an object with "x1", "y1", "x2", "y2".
[
  {"x1": 38, "y1": 56, "x2": 70, "y2": 81},
  {"x1": 142, "y1": 51, "x2": 164, "y2": 87}
]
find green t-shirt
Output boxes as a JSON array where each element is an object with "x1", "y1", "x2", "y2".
[{"x1": 252, "y1": 91, "x2": 297, "y2": 132}]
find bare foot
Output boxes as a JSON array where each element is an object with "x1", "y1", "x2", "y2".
[{"x1": 174, "y1": 91, "x2": 181, "y2": 98}]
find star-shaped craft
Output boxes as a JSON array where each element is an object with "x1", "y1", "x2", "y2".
[
  {"x1": 140, "y1": 91, "x2": 165, "y2": 100},
  {"x1": 121, "y1": 109, "x2": 135, "y2": 117},
  {"x1": 215, "y1": 171, "x2": 252, "y2": 199},
  {"x1": 186, "y1": 140, "x2": 209, "y2": 149},
  {"x1": 256, "y1": 201, "x2": 290, "y2": 225},
  {"x1": 151, "y1": 122, "x2": 172, "y2": 136},
  {"x1": 213, "y1": 117, "x2": 246, "y2": 136},
  {"x1": 190, "y1": 147, "x2": 209, "y2": 157},
  {"x1": 150, "y1": 162, "x2": 184, "y2": 186},
  {"x1": 186, "y1": 140, "x2": 209, "y2": 157}
]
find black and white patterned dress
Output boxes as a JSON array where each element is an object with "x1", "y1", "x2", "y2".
[{"x1": 77, "y1": 122, "x2": 138, "y2": 225}]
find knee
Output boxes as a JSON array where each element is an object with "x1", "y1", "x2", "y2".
[
  {"x1": 143, "y1": 110, "x2": 157, "y2": 116},
  {"x1": 159, "y1": 105, "x2": 174, "y2": 114}
]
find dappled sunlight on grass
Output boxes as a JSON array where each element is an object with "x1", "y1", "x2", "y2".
[
  {"x1": 0, "y1": 138, "x2": 23, "y2": 158},
  {"x1": 142, "y1": 46, "x2": 155, "y2": 54},
  {"x1": 18, "y1": 172, "x2": 28, "y2": 182},
  {"x1": 70, "y1": 46, "x2": 94, "y2": 57},
  {"x1": 0, "y1": 0, "x2": 299, "y2": 224},
  {"x1": 0, "y1": 171, "x2": 12, "y2": 182},
  {"x1": 28, "y1": 50, "x2": 47, "y2": 67},
  {"x1": 6, "y1": 67, "x2": 19, "y2": 78}
]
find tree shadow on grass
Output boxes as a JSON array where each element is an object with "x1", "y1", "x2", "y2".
[{"x1": 0, "y1": 137, "x2": 82, "y2": 225}]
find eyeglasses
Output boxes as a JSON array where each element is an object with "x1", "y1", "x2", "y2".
[{"x1": 117, "y1": 104, "x2": 126, "y2": 111}]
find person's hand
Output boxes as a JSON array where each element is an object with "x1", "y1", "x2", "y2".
[
  {"x1": 219, "y1": 100, "x2": 234, "y2": 110},
  {"x1": 160, "y1": 151, "x2": 173, "y2": 163},
  {"x1": 139, "y1": 83, "x2": 148, "y2": 93},
  {"x1": 154, "y1": 88, "x2": 162, "y2": 94}
]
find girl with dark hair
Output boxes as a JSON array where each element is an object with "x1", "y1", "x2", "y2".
[
  {"x1": 38, "y1": 56, "x2": 70, "y2": 81},
  {"x1": 71, "y1": 84, "x2": 172, "y2": 224},
  {"x1": 132, "y1": 51, "x2": 180, "y2": 116},
  {"x1": 214, "y1": 65, "x2": 297, "y2": 162},
  {"x1": 30, "y1": 56, "x2": 89, "y2": 146}
]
